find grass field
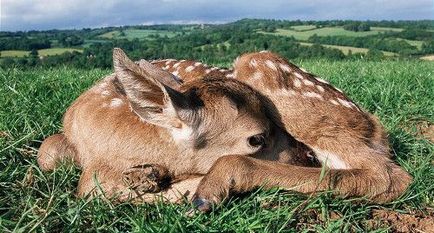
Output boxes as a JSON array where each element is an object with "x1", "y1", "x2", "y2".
[
  {"x1": 289, "y1": 25, "x2": 317, "y2": 31},
  {"x1": 299, "y1": 42, "x2": 398, "y2": 56},
  {"x1": 0, "y1": 48, "x2": 83, "y2": 58},
  {"x1": 98, "y1": 29, "x2": 180, "y2": 40},
  {"x1": 1, "y1": 60, "x2": 433, "y2": 231},
  {"x1": 259, "y1": 27, "x2": 386, "y2": 41},
  {"x1": 0, "y1": 50, "x2": 30, "y2": 58}
]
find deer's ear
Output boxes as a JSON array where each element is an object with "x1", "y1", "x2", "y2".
[{"x1": 113, "y1": 48, "x2": 190, "y2": 129}]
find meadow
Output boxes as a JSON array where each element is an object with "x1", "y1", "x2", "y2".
[
  {"x1": 0, "y1": 48, "x2": 83, "y2": 58},
  {"x1": 1, "y1": 58, "x2": 433, "y2": 232},
  {"x1": 298, "y1": 42, "x2": 397, "y2": 56},
  {"x1": 98, "y1": 29, "x2": 181, "y2": 40},
  {"x1": 259, "y1": 27, "x2": 385, "y2": 41}
]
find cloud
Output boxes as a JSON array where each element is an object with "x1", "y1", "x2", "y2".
[{"x1": 1, "y1": 0, "x2": 433, "y2": 31}]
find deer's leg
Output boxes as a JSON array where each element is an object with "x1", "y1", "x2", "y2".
[
  {"x1": 77, "y1": 162, "x2": 202, "y2": 203},
  {"x1": 132, "y1": 175, "x2": 203, "y2": 204},
  {"x1": 192, "y1": 155, "x2": 412, "y2": 212},
  {"x1": 77, "y1": 162, "x2": 170, "y2": 199}
]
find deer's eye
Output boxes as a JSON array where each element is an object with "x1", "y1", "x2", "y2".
[{"x1": 248, "y1": 134, "x2": 266, "y2": 148}]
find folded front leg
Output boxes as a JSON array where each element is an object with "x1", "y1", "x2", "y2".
[
  {"x1": 122, "y1": 164, "x2": 171, "y2": 193},
  {"x1": 192, "y1": 155, "x2": 412, "y2": 212}
]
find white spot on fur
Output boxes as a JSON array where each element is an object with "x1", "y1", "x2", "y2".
[
  {"x1": 303, "y1": 79, "x2": 314, "y2": 86},
  {"x1": 293, "y1": 78, "x2": 302, "y2": 88},
  {"x1": 252, "y1": 71, "x2": 263, "y2": 80},
  {"x1": 101, "y1": 90, "x2": 110, "y2": 96},
  {"x1": 249, "y1": 59, "x2": 258, "y2": 68},
  {"x1": 226, "y1": 73, "x2": 234, "y2": 78},
  {"x1": 110, "y1": 98, "x2": 123, "y2": 108},
  {"x1": 163, "y1": 65, "x2": 170, "y2": 70},
  {"x1": 186, "y1": 66, "x2": 195, "y2": 72},
  {"x1": 259, "y1": 50, "x2": 268, "y2": 53},
  {"x1": 194, "y1": 62, "x2": 202, "y2": 67},
  {"x1": 314, "y1": 148, "x2": 349, "y2": 169},
  {"x1": 316, "y1": 77, "x2": 329, "y2": 84},
  {"x1": 265, "y1": 60, "x2": 278, "y2": 71},
  {"x1": 165, "y1": 60, "x2": 173, "y2": 65},
  {"x1": 205, "y1": 69, "x2": 211, "y2": 74},
  {"x1": 279, "y1": 63, "x2": 291, "y2": 73},
  {"x1": 211, "y1": 67, "x2": 218, "y2": 71},
  {"x1": 337, "y1": 98, "x2": 353, "y2": 108},
  {"x1": 294, "y1": 72, "x2": 304, "y2": 80},
  {"x1": 172, "y1": 70, "x2": 179, "y2": 76},
  {"x1": 219, "y1": 69, "x2": 227, "y2": 72},
  {"x1": 300, "y1": 68, "x2": 307, "y2": 73},
  {"x1": 171, "y1": 125, "x2": 193, "y2": 142},
  {"x1": 316, "y1": 85, "x2": 325, "y2": 92},
  {"x1": 302, "y1": 91, "x2": 324, "y2": 100},
  {"x1": 173, "y1": 62, "x2": 181, "y2": 68}
]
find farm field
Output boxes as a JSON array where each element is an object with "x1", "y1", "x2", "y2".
[
  {"x1": 289, "y1": 25, "x2": 317, "y2": 31},
  {"x1": 0, "y1": 48, "x2": 83, "y2": 58},
  {"x1": 299, "y1": 42, "x2": 398, "y2": 56},
  {"x1": 1, "y1": 59, "x2": 433, "y2": 232},
  {"x1": 259, "y1": 27, "x2": 384, "y2": 41},
  {"x1": 98, "y1": 29, "x2": 181, "y2": 40}
]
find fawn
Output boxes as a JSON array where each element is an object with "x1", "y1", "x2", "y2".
[
  {"x1": 37, "y1": 48, "x2": 313, "y2": 202},
  {"x1": 38, "y1": 48, "x2": 411, "y2": 210},
  {"x1": 150, "y1": 51, "x2": 412, "y2": 211}
]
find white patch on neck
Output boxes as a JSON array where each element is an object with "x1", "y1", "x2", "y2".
[
  {"x1": 171, "y1": 125, "x2": 193, "y2": 143},
  {"x1": 313, "y1": 148, "x2": 349, "y2": 169}
]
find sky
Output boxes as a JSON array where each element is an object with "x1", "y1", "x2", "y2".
[{"x1": 1, "y1": 0, "x2": 433, "y2": 31}]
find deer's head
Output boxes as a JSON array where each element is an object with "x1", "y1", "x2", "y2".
[{"x1": 113, "y1": 48, "x2": 295, "y2": 171}]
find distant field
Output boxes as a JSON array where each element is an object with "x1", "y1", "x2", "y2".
[
  {"x1": 299, "y1": 42, "x2": 397, "y2": 56},
  {"x1": 420, "y1": 55, "x2": 434, "y2": 61},
  {"x1": 0, "y1": 50, "x2": 30, "y2": 57},
  {"x1": 396, "y1": 38, "x2": 424, "y2": 50},
  {"x1": 259, "y1": 27, "x2": 397, "y2": 41},
  {"x1": 0, "y1": 48, "x2": 83, "y2": 58},
  {"x1": 38, "y1": 48, "x2": 83, "y2": 56},
  {"x1": 289, "y1": 25, "x2": 317, "y2": 31},
  {"x1": 98, "y1": 29, "x2": 180, "y2": 40},
  {"x1": 370, "y1": 27, "x2": 404, "y2": 32}
]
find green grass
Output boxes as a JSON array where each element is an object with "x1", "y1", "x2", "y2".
[
  {"x1": 0, "y1": 48, "x2": 83, "y2": 58},
  {"x1": 299, "y1": 42, "x2": 398, "y2": 56},
  {"x1": 1, "y1": 60, "x2": 433, "y2": 231},
  {"x1": 259, "y1": 27, "x2": 385, "y2": 41},
  {"x1": 98, "y1": 29, "x2": 180, "y2": 40}
]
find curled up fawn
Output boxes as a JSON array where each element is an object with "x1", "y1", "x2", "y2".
[{"x1": 38, "y1": 48, "x2": 412, "y2": 212}]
